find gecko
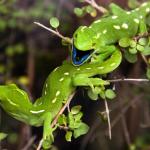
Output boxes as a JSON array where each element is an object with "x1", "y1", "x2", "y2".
[{"x1": 72, "y1": 2, "x2": 150, "y2": 65}]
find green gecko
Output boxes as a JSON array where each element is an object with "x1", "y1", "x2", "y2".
[
  {"x1": 0, "y1": 50, "x2": 121, "y2": 148},
  {"x1": 1, "y1": 1, "x2": 149, "y2": 148},
  {"x1": 72, "y1": 2, "x2": 150, "y2": 65}
]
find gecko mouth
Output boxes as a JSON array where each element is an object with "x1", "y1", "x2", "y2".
[{"x1": 72, "y1": 45, "x2": 93, "y2": 66}]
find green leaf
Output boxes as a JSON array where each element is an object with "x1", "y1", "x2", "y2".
[
  {"x1": 129, "y1": 48, "x2": 137, "y2": 54},
  {"x1": 119, "y1": 38, "x2": 131, "y2": 48},
  {"x1": 65, "y1": 131, "x2": 72, "y2": 142},
  {"x1": 50, "y1": 17, "x2": 59, "y2": 28},
  {"x1": 124, "y1": 50, "x2": 137, "y2": 63},
  {"x1": 128, "y1": 0, "x2": 140, "y2": 9},
  {"x1": 141, "y1": 46, "x2": 150, "y2": 56},
  {"x1": 85, "y1": 5, "x2": 94, "y2": 13},
  {"x1": 73, "y1": 123, "x2": 89, "y2": 138},
  {"x1": 130, "y1": 40, "x2": 137, "y2": 48},
  {"x1": 58, "y1": 114, "x2": 67, "y2": 126},
  {"x1": 87, "y1": 89, "x2": 98, "y2": 100},
  {"x1": 146, "y1": 67, "x2": 150, "y2": 79},
  {"x1": 136, "y1": 44, "x2": 144, "y2": 52},
  {"x1": 74, "y1": 112, "x2": 83, "y2": 122},
  {"x1": 0, "y1": 132, "x2": 7, "y2": 141},
  {"x1": 74, "y1": 8, "x2": 84, "y2": 17},
  {"x1": 138, "y1": 38, "x2": 148, "y2": 46},
  {"x1": 68, "y1": 113, "x2": 75, "y2": 129},
  {"x1": 105, "y1": 89, "x2": 116, "y2": 99},
  {"x1": 71, "y1": 105, "x2": 82, "y2": 115}
]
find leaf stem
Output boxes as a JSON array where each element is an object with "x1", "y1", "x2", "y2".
[
  {"x1": 84, "y1": 0, "x2": 108, "y2": 14},
  {"x1": 34, "y1": 22, "x2": 72, "y2": 44}
]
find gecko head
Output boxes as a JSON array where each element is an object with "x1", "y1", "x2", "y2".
[
  {"x1": 72, "y1": 26, "x2": 95, "y2": 65},
  {"x1": 73, "y1": 26, "x2": 95, "y2": 51}
]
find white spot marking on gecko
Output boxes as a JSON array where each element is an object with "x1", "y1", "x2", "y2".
[
  {"x1": 56, "y1": 91, "x2": 60, "y2": 96},
  {"x1": 86, "y1": 67, "x2": 91, "y2": 70},
  {"x1": 113, "y1": 25, "x2": 120, "y2": 30},
  {"x1": 95, "y1": 33, "x2": 101, "y2": 39},
  {"x1": 45, "y1": 83, "x2": 47, "y2": 87},
  {"x1": 142, "y1": 2, "x2": 147, "y2": 7},
  {"x1": 64, "y1": 72, "x2": 69, "y2": 75},
  {"x1": 112, "y1": 16, "x2": 118, "y2": 19},
  {"x1": 98, "y1": 66, "x2": 104, "y2": 69},
  {"x1": 45, "y1": 91, "x2": 47, "y2": 95},
  {"x1": 140, "y1": 16, "x2": 143, "y2": 19},
  {"x1": 122, "y1": 23, "x2": 128, "y2": 29},
  {"x1": 53, "y1": 67, "x2": 59, "y2": 72},
  {"x1": 52, "y1": 97, "x2": 57, "y2": 103},
  {"x1": 81, "y1": 26, "x2": 86, "y2": 32},
  {"x1": 16, "y1": 89, "x2": 25, "y2": 96},
  {"x1": 126, "y1": 12, "x2": 131, "y2": 15},
  {"x1": 30, "y1": 110, "x2": 45, "y2": 114},
  {"x1": 103, "y1": 29, "x2": 107, "y2": 34},
  {"x1": 146, "y1": 8, "x2": 150, "y2": 12},
  {"x1": 110, "y1": 63, "x2": 116, "y2": 66},
  {"x1": 7, "y1": 98, "x2": 18, "y2": 106},
  {"x1": 134, "y1": 18, "x2": 139, "y2": 24},
  {"x1": 59, "y1": 77, "x2": 64, "y2": 82},
  {"x1": 94, "y1": 20, "x2": 101, "y2": 24},
  {"x1": 77, "y1": 68, "x2": 80, "y2": 71},
  {"x1": 89, "y1": 26, "x2": 92, "y2": 28}
]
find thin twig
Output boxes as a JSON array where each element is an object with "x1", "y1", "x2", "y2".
[
  {"x1": 36, "y1": 139, "x2": 43, "y2": 150},
  {"x1": 133, "y1": 32, "x2": 150, "y2": 41},
  {"x1": 51, "y1": 92, "x2": 76, "y2": 127},
  {"x1": 111, "y1": 95, "x2": 143, "y2": 129},
  {"x1": 107, "y1": 78, "x2": 149, "y2": 83},
  {"x1": 84, "y1": 0, "x2": 108, "y2": 14},
  {"x1": 121, "y1": 117, "x2": 131, "y2": 146},
  {"x1": 34, "y1": 22, "x2": 72, "y2": 44},
  {"x1": 36, "y1": 92, "x2": 76, "y2": 150},
  {"x1": 104, "y1": 98, "x2": 111, "y2": 139},
  {"x1": 21, "y1": 136, "x2": 36, "y2": 150}
]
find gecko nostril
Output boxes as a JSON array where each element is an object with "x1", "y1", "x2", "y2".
[
  {"x1": 75, "y1": 34, "x2": 78, "y2": 38},
  {"x1": 92, "y1": 43, "x2": 96, "y2": 47}
]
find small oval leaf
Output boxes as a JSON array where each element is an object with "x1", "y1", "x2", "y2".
[{"x1": 50, "y1": 17, "x2": 59, "y2": 28}]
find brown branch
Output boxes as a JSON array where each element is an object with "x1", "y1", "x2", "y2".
[
  {"x1": 34, "y1": 22, "x2": 72, "y2": 44},
  {"x1": 133, "y1": 32, "x2": 150, "y2": 41},
  {"x1": 84, "y1": 0, "x2": 108, "y2": 14},
  {"x1": 51, "y1": 91, "x2": 76, "y2": 127},
  {"x1": 36, "y1": 92, "x2": 76, "y2": 150},
  {"x1": 111, "y1": 95, "x2": 143, "y2": 129},
  {"x1": 107, "y1": 78, "x2": 149, "y2": 83},
  {"x1": 104, "y1": 99, "x2": 111, "y2": 139},
  {"x1": 21, "y1": 136, "x2": 36, "y2": 150}
]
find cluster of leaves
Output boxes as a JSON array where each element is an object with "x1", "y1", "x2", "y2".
[
  {"x1": 74, "y1": 4, "x2": 97, "y2": 17},
  {"x1": 119, "y1": 36, "x2": 150, "y2": 79},
  {"x1": 58, "y1": 105, "x2": 89, "y2": 142}
]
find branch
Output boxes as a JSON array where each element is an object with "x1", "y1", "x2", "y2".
[
  {"x1": 133, "y1": 32, "x2": 150, "y2": 41},
  {"x1": 34, "y1": 22, "x2": 72, "y2": 44},
  {"x1": 84, "y1": 0, "x2": 108, "y2": 14},
  {"x1": 104, "y1": 99, "x2": 111, "y2": 139},
  {"x1": 107, "y1": 78, "x2": 149, "y2": 83},
  {"x1": 36, "y1": 92, "x2": 76, "y2": 150},
  {"x1": 51, "y1": 92, "x2": 76, "y2": 127}
]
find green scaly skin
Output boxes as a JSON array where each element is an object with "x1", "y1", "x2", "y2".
[
  {"x1": 1, "y1": 1, "x2": 149, "y2": 147},
  {"x1": 0, "y1": 50, "x2": 121, "y2": 148},
  {"x1": 73, "y1": 2, "x2": 150, "y2": 57}
]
